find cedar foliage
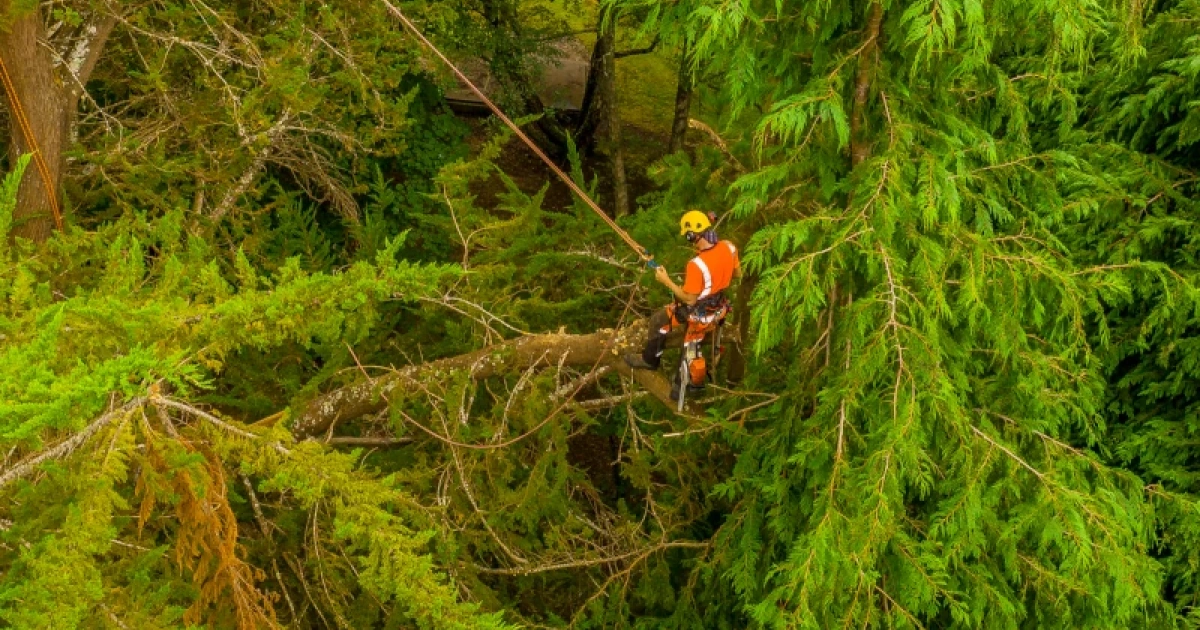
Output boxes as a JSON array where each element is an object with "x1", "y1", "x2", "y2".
[{"x1": 2, "y1": 0, "x2": 1200, "y2": 628}]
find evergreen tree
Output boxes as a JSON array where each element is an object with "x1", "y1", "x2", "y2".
[
  {"x1": 1074, "y1": 0, "x2": 1200, "y2": 623},
  {"x1": 614, "y1": 0, "x2": 1182, "y2": 625}
]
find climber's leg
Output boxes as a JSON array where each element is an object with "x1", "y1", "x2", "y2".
[{"x1": 625, "y1": 306, "x2": 679, "y2": 370}]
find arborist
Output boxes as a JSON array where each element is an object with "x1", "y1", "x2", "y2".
[
  {"x1": 625, "y1": 211, "x2": 740, "y2": 391},
  {"x1": 387, "y1": 2, "x2": 742, "y2": 402}
]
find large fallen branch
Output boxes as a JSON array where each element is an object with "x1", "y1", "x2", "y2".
[{"x1": 292, "y1": 318, "x2": 696, "y2": 439}]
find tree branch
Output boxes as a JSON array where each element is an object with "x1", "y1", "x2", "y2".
[
  {"x1": 210, "y1": 111, "x2": 291, "y2": 221},
  {"x1": 0, "y1": 397, "x2": 143, "y2": 491},
  {"x1": 687, "y1": 118, "x2": 746, "y2": 173},
  {"x1": 614, "y1": 35, "x2": 661, "y2": 59},
  {"x1": 324, "y1": 436, "x2": 414, "y2": 447},
  {"x1": 270, "y1": 141, "x2": 361, "y2": 222},
  {"x1": 849, "y1": 2, "x2": 884, "y2": 167},
  {"x1": 293, "y1": 318, "x2": 700, "y2": 439},
  {"x1": 67, "y1": 15, "x2": 118, "y2": 93}
]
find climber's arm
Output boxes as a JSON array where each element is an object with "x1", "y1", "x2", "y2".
[{"x1": 655, "y1": 265, "x2": 699, "y2": 305}]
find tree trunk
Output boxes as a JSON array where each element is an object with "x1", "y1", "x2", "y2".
[
  {"x1": 597, "y1": 7, "x2": 628, "y2": 216},
  {"x1": 724, "y1": 213, "x2": 764, "y2": 385},
  {"x1": 849, "y1": 2, "x2": 884, "y2": 168},
  {"x1": 575, "y1": 4, "x2": 629, "y2": 219},
  {"x1": 574, "y1": 11, "x2": 609, "y2": 153},
  {"x1": 669, "y1": 42, "x2": 693, "y2": 154},
  {"x1": 0, "y1": 3, "x2": 114, "y2": 242},
  {"x1": 602, "y1": 84, "x2": 629, "y2": 216},
  {"x1": 0, "y1": 3, "x2": 66, "y2": 241},
  {"x1": 798, "y1": 2, "x2": 883, "y2": 391},
  {"x1": 722, "y1": 0, "x2": 881, "y2": 384},
  {"x1": 573, "y1": 5, "x2": 628, "y2": 215}
]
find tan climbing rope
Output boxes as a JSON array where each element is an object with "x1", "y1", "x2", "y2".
[
  {"x1": 380, "y1": 0, "x2": 653, "y2": 264},
  {"x1": 0, "y1": 54, "x2": 64, "y2": 231}
]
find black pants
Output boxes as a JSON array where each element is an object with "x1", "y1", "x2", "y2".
[{"x1": 641, "y1": 306, "x2": 683, "y2": 369}]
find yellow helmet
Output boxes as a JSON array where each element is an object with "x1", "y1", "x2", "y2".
[{"x1": 679, "y1": 210, "x2": 712, "y2": 236}]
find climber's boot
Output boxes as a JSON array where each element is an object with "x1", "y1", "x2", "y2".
[{"x1": 624, "y1": 354, "x2": 658, "y2": 371}]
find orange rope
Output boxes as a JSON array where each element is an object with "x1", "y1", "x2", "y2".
[
  {"x1": 0, "y1": 53, "x2": 64, "y2": 231},
  {"x1": 380, "y1": 0, "x2": 651, "y2": 262}
]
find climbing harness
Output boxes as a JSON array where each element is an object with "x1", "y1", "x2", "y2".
[
  {"x1": 0, "y1": 55, "x2": 64, "y2": 231},
  {"x1": 671, "y1": 295, "x2": 729, "y2": 411},
  {"x1": 380, "y1": 0, "x2": 655, "y2": 268}
]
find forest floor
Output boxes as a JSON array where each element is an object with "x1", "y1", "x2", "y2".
[
  {"x1": 454, "y1": 0, "x2": 682, "y2": 216},
  {"x1": 465, "y1": 119, "x2": 669, "y2": 217}
]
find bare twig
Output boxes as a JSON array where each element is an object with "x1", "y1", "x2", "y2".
[
  {"x1": 210, "y1": 111, "x2": 292, "y2": 221},
  {"x1": 475, "y1": 540, "x2": 708, "y2": 575},
  {"x1": 324, "y1": 436, "x2": 414, "y2": 447},
  {"x1": 970, "y1": 425, "x2": 1045, "y2": 480},
  {"x1": 443, "y1": 184, "x2": 470, "y2": 268},
  {"x1": 154, "y1": 397, "x2": 290, "y2": 456},
  {"x1": 551, "y1": 366, "x2": 612, "y2": 401},
  {"x1": 687, "y1": 118, "x2": 745, "y2": 173},
  {"x1": 576, "y1": 391, "x2": 646, "y2": 409},
  {"x1": 283, "y1": 552, "x2": 332, "y2": 630},
  {"x1": 438, "y1": 410, "x2": 529, "y2": 566}
]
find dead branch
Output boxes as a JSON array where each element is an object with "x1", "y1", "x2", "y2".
[
  {"x1": 437, "y1": 409, "x2": 530, "y2": 566},
  {"x1": 551, "y1": 366, "x2": 612, "y2": 401},
  {"x1": 241, "y1": 474, "x2": 273, "y2": 538},
  {"x1": 687, "y1": 119, "x2": 746, "y2": 173},
  {"x1": 210, "y1": 111, "x2": 292, "y2": 221},
  {"x1": 241, "y1": 473, "x2": 300, "y2": 623},
  {"x1": 154, "y1": 397, "x2": 291, "y2": 456},
  {"x1": 271, "y1": 142, "x2": 361, "y2": 222},
  {"x1": 576, "y1": 392, "x2": 646, "y2": 409},
  {"x1": 282, "y1": 552, "x2": 332, "y2": 629}
]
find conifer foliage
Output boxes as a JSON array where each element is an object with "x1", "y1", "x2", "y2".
[
  {"x1": 3, "y1": 0, "x2": 1200, "y2": 628},
  {"x1": 618, "y1": 0, "x2": 1189, "y2": 626}
]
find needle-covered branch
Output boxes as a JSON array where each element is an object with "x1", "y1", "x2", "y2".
[{"x1": 0, "y1": 397, "x2": 143, "y2": 491}]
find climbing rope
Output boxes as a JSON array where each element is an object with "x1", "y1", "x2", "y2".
[
  {"x1": 380, "y1": 0, "x2": 653, "y2": 264},
  {"x1": 0, "y1": 55, "x2": 64, "y2": 231}
]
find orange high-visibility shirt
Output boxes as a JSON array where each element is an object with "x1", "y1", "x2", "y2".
[{"x1": 682, "y1": 240, "x2": 740, "y2": 300}]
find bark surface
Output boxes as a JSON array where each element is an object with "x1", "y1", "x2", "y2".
[
  {"x1": 0, "y1": 4, "x2": 64, "y2": 241},
  {"x1": 574, "y1": 6, "x2": 628, "y2": 216},
  {"x1": 669, "y1": 43, "x2": 692, "y2": 154},
  {"x1": 599, "y1": 10, "x2": 629, "y2": 218},
  {"x1": 0, "y1": 4, "x2": 115, "y2": 241}
]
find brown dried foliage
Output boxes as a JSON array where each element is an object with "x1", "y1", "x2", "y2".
[{"x1": 136, "y1": 431, "x2": 277, "y2": 629}]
